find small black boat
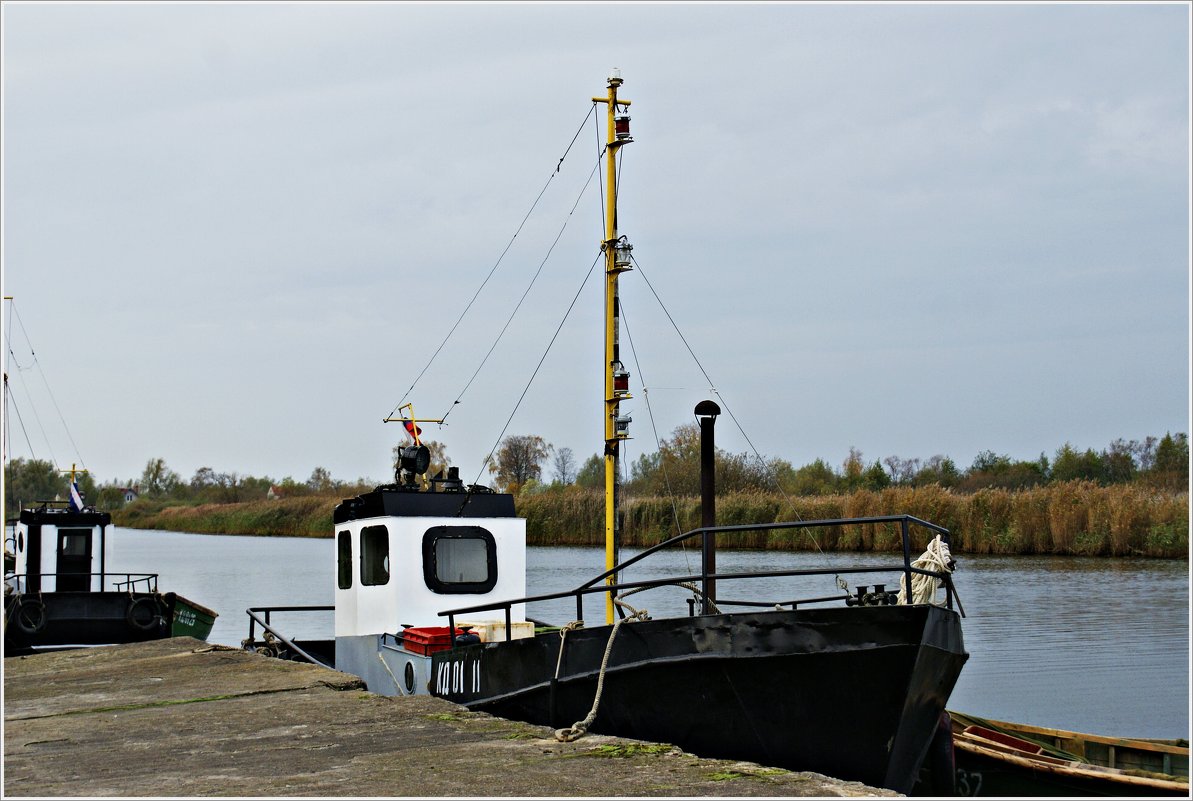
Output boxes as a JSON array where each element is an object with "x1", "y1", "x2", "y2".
[
  {"x1": 3, "y1": 297, "x2": 217, "y2": 655},
  {"x1": 4, "y1": 482, "x2": 217, "y2": 654},
  {"x1": 243, "y1": 73, "x2": 968, "y2": 794}
]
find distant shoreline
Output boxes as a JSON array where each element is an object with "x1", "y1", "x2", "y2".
[{"x1": 111, "y1": 481, "x2": 1189, "y2": 558}]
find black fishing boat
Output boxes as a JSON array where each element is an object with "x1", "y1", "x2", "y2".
[
  {"x1": 4, "y1": 474, "x2": 218, "y2": 655},
  {"x1": 243, "y1": 74, "x2": 968, "y2": 794},
  {"x1": 3, "y1": 300, "x2": 217, "y2": 654}
]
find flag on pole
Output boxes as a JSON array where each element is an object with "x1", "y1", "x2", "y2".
[
  {"x1": 69, "y1": 480, "x2": 84, "y2": 512},
  {"x1": 403, "y1": 419, "x2": 422, "y2": 443}
]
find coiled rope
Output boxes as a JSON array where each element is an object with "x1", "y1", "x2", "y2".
[{"x1": 897, "y1": 535, "x2": 954, "y2": 605}]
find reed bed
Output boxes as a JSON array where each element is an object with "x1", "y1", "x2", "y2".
[
  {"x1": 114, "y1": 496, "x2": 336, "y2": 538},
  {"x1": 112, "y1": 481, "x2": 1188, "y2": 558},
  {"x1": 528, "y1": 482, "x2": 1187, "y2": 558}
]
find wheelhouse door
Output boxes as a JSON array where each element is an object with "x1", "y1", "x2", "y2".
[{"x1": 56, "y1": 528, "x2": 93, "y2": 591}]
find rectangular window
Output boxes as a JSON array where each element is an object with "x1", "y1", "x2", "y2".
[
  {"x1": 361, "y1": 525, "x2": 390, "y2": 586},
  {"x1": 337, "y1": 531, "x2": 352, "y2": 590},
  {"x1": 422, "y1": 526, "x2": 497, "y2": 594},
  {"x1": 60, "y1": 531, "x2": 90, "y2": 556},
  {"x1": 436, "y1": 538, "x2": 488, "y2": 583}
]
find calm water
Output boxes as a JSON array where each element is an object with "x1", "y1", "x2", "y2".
[{"x1": 104, "y1": 527, "x2": 1190, "y2": 740}]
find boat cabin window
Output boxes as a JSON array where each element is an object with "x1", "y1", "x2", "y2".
[
  {"x1": 59, "y1": 530, "x2": 90, "y2": 557},
  {"x1": 337, "y1": 531, "x2": 352, "y2": 590},
  {"x1": 360, "y1": 525, "x2": 390, "y2": 586},
  {"x1": 422, "y1": 526, "x2": 497, "y2": 594}
]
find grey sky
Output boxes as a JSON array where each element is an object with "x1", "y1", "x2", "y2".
[{"x1": 2, "y1": 2, "x2": 1189, "y2": 490}]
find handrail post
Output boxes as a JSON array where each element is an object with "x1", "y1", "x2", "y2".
[{"x1": 901, "y1": 517, "x2": 912, "y2": 604}]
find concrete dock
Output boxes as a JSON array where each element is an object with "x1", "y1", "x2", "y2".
[{"x1": 3, "y1": 637, "x2": 896, "y2": 797}]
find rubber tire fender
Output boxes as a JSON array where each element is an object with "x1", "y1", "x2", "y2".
[
  {"x1": 13, "y1": 597, "x2": 48, "y2": 635},
  {"x1": 126, "y1": 595, "x2": 164, "y2": 632}
]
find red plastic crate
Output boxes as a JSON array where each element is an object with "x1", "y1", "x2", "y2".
[{"x1": 400, "y1": 626, "x2": 467, "y2": 656}]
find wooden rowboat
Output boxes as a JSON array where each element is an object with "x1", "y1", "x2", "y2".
[{"x1": 941, "y1": 710, "x2": 1189, "y2": 797}]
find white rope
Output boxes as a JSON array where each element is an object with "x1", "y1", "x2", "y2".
[
  {"x1": 898, "y1": 534, "x2": 954, "y2": 605},
  {"x1": 553, "y1": 621, "x2": 584, "y2": 680},
  {"x1": 376, "y1": 651, "x2": 407, "y2": 695},
  {"x1": 675, "y1": 581, "x2": 721, "y2": 615},
  {"x1": 551, "y1": 579, "x2": 726, "y2": 744},
  {"x1": 554, "y1": 596, "x2": 649, "y2": 742}
]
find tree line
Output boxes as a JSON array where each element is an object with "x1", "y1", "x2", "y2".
[
  {"x1": 492, "y1": 426, "x2": 1190, "y2": 499},
  {"x1": 4, "y1": 427, "x2": 1187, "y2": 520},
  {"x1": 3, "y1": 440, "x2": 449, "y2": 519},
  {"x1": 2, "y1": 458, "x2": 370, "y2": 520}
]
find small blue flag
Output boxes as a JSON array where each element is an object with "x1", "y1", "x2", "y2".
[{"x1": 69, "y1": 481, "x2": 84, "y2": 512}]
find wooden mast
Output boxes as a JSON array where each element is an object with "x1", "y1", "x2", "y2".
[{"x1": 593, "y1": 71, "x2": 632, "y2": 624}]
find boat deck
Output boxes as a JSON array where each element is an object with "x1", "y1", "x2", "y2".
[{"x1": 3, "y1": 637, "x2": 894, "y2": 797}]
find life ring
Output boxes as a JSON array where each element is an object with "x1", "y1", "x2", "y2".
[
  {"x1": 13, "y1": 597, "x2": 48, "y2": 635},
  {"x1": 126, "y1": 596, "x2": 164, "y2": 633}
]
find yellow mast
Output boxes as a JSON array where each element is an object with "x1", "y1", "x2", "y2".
[{"x1": 593, "y1": 71, "x2": 633, "y2": 623}]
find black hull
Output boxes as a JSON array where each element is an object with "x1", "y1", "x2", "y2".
[
  {"x1": 431, "y1": 604, "x2": 966, "y2": 793},
  {"x1": 3, "y1": 591, "x2": 192, "y2": 653}
]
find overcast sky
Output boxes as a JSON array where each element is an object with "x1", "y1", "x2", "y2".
[{"x1": 2, "y1": 2, "x2": 1189, "y2": 490}]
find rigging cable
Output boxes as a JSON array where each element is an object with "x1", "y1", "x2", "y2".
[
  {"x1": 385, "y1": 105, "x2": 596, "y2": 421},
  {"x1": 621, "y1": 304, "x2": 695, "y2": 575},
  {"x1": 10, "y1": 300, "x2": 87, "y2": 470},
  {"x1": 594, "y1": 108, "x2": 607, "y2": 237},
  {"x1": 4, "y1": 374, "x2": 37, "y2": 461},
  {"x1": 467, "y1": 251, "x2": 604, "y2": 495},
  {"x1": 628, "y1": 254, "x2": 822, "y2": 549},
  {"x1": 7, "y1": 365, "x2": 55, "y2": 467},
  {"x1": 6, "y1": 300, "x2": 51, "y2": 463},
  {"x1": 439, "y1": 151, "x2": 605, "y2": 424},
  {"x1": 3, "y1": 302, "x2": 9, "y2": 464},
  {"x1": 620, "y1": 306, "x2": 686, "y2": 541}
]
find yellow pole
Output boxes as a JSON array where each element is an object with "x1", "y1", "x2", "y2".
[{"x1": 593, "y1": 72, "x2": 631, "y2": 624}]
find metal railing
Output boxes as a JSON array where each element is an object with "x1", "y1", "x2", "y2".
[
  {"x1": 244, "y1": 605, "x2": 334, "y2": 667},
  {"x1": 4, "y1": 572, "x2": 159, "y2": 594},
  {"x1": 438, "y1": 515, "x2": 963, "y2": 641}
]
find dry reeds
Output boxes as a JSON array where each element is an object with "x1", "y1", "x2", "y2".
[
  {"x1": 534, "y1": 482, "x2": 1187, "y2": 558},
  {"x1": 112, "y1": 482, "x2": 1188, "y2": 558}
]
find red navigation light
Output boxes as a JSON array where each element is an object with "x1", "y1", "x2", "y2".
[{"x1": 615, "y1": 114, "x2": 632, "y2": 141}]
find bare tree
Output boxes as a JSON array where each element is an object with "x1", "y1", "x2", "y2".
[
  {"x1": 551, "y1": 446, "x2": 577, "y2": 485},
  {"x1": 308, "y1": 466, "x2": 334, "y2": 492},
  {"x1": 1129, "y1": 436, "x2": 1159, "y2": 472},
  {"x1": 882, "y1": 455, "x2": 921, "y2": 486},
  {"x1": 489, "y1": 435, "x2": 551, "y2": 492}
]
